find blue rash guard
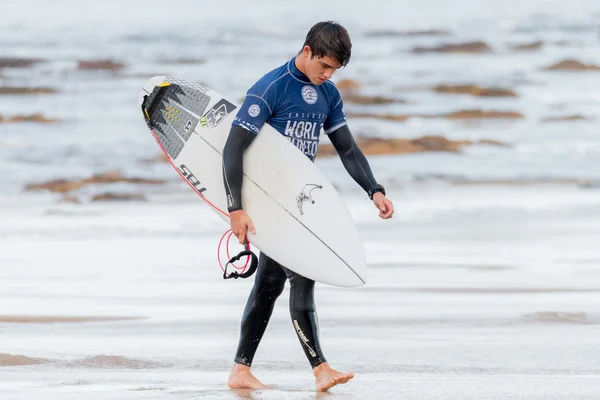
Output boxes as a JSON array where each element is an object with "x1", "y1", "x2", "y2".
[
  {"x1": 222, "y1": 58, "x2": 381, "y2": 213},
  {"x1": 231, "y1": 57, "x2": 347, "y2": 161}
]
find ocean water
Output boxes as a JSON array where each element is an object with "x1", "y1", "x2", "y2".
[
  {"x1": 2, "y1": 0, "x2": 600, "y2": 192},
  {"x1": 2, "y1": 0, "x2": 600, "y2": 398}
]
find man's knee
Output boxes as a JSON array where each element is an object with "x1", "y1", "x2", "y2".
[
  {"x1": 288, "y1": 278, "x2": 316, "y2": 313},
  {"x1": 252, "y1": 253, "x2": 287, "y2": 299},
  {"x1": 261, "y1": 276, "x2": 286, "y2": 298},
  {"x1": 290, "y1": 300, "x2": 316, "y2": 314},
  {"x1": 254, "y1": 271, "x2": 286, "y2": 300}
]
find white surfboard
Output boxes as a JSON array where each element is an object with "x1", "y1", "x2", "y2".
[{"x1": 138, "y1": 76, "x2": 366, "y2": 287}]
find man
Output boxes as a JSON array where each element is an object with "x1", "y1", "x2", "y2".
[{"x1": 222, "y1": 21, "x2": 394, "y2": 392}]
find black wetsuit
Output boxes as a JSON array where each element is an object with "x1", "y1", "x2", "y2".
[{"x1": 221, "y1": 56, "x2": 381, "y2": 368}]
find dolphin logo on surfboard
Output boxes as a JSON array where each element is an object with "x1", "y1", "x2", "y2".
[{"x1": 297, "y1": 184, "x2": 323, "y2": 215}]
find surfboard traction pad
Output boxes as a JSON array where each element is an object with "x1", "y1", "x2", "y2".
[{"x1": 143, "y1": 77, "x2": 212, "y2": 159}]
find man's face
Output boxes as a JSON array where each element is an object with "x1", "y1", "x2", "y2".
[{"x1": 302, "y1": 46, "x2": 342, "y2": 85}]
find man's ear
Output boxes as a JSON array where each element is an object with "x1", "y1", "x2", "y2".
[{"x1": 302, "y1": 45, "x2": 312, "y2": 58}]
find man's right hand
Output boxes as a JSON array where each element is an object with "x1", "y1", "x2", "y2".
[{"x1": 229, "y1": 210, "x2": 256, "y2": 244}]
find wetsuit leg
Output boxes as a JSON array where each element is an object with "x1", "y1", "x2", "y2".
[
  {"x1": 283, "y1": 268, "x2": 327, "y2": 368},
  {"x1": 234, "y1": 252, "x2": 286, "y2": 366}
]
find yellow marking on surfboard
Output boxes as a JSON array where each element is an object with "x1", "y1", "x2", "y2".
[{"x1": 157, "y1": 82, "x2": 170, "y2": 87}]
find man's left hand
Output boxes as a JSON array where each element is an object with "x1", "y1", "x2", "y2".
[{"x1": 373, "y1": 192, "x2": 394, "y2": 219}]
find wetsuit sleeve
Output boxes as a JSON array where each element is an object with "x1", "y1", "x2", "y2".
[
  {"x1": 222, "y1": 125, "x2": 256, "y2": 212},
  {"x1": 323, "y1": 87, "x2": 347, "y2": 134},
  {"x1": 231, "y1": 80, "x2": 279, "y2": 135},
  {"x1": 328, "y1": 125, "x2": 379, "y2": 193}
]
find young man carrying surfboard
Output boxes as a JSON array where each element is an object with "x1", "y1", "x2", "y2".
[{"x1": 222, "y1": 21, "x2": 394, "y2": 392}]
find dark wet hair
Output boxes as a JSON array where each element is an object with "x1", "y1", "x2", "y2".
[{"x1": 302, "y1": 21, "x2": 352, "y2": 67}]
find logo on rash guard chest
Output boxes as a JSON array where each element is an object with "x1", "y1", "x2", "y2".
[{"x1": 301, "y1": 85, "x2": 318, "y2": 105}]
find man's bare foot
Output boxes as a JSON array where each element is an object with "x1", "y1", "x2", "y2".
[
  {"x1": 313, "y1": 362, "x2": 354, "y2": 392},
  {"x1": 228, "y1": 363, "x2": 268, "y2": 389}
]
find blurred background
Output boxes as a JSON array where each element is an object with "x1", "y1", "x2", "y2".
[{"x1": 2, "y1": 1, "x2": 600, "y2": 399}]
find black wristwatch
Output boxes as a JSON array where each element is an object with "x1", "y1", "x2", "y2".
[{"x1": 368, "y1": 184, "x2": 386, "y2": 200}]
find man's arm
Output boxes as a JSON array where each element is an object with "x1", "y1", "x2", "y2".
[
  {"x1": 222, "y1": 126, "x2": 259, "y2": 242},
  {"x1": 328, "y1": 125, "x2": 393, "y2": 219},
  {"x1": 222, "y1": 125, "x2": 256, "y2": 212},
  {"x1": 327, "y1": 125, "x2": 382, "y2": 196}
]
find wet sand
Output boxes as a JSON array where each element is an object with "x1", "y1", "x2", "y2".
[{"x1": 2, "y1": 186, "x2": 600, "y2": 399}]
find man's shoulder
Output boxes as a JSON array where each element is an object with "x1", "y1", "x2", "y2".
[
  {"x1": 320, "y1": 80, "x2": 343, "y2": 106},
  {"x1": 322, "y1": 80, "x2": 342, "y2": 96}
]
